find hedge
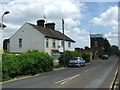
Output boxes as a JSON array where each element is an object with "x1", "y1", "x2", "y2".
[
  {"x1": 2, "y1": 50, "x2": 53, "y2": 81},
  {"x1": 59, "y1": 51, "x2": 91, "y2": 66},
  {"x1": 81, "y1": 53, "x2": 91, "y2": 63},
  {"x1": 59, "y1": 51, "x2": 81, "y2": 66},
  {"x1": 2, "y1": 53, "x2": 20, "y2": 81}
]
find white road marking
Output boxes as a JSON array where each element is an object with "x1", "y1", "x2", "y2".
[
  {"x1": 61, "y1": 74, "x2": 79, "y2": 85},
  {"x1": 109, "y1": 68, "x2": 118, "y2": 90},
  {"x1": 85, "y1": 67, "x2": 95, "y2": 72},
  {"x1": 55, "y1": 78, "x2": 70, "y2": 84},
  {"x1": 55, "y1": 74, "x2": 80, "y2": 85},
  {"x1": 85, "y1": 70, "x2": 89, "y2": 72}
]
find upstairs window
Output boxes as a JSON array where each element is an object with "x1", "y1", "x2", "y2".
[
  {"x1": 46, "y1": 38, "x2": 49, "y2": 48},
  {"x1": 61, "y1": 40, "x2": 64, "y2": 47},
  {"x1": 95, "y1": 41, "x2": 98, "y2": 47},
  {"x1": 19, "y1": 38, "x2": 22, "y2": 48},
  {"x1": 52, "y1": 39, "x2": 56, "y2": 48},
  {"x1": 68, "y1": 42, "x2": 71, "y2": 47}
]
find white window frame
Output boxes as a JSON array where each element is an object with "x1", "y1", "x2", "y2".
[
  {"x1": 46, "y1": 38, "x2": 49, "y2": 48},
  {"x1": 68, "y1": 42, "x2": 71, "y2": 48},
  {"x1": 19, "y1": 38, "x2": 22, "y2": 48},
  {"x1": 52, "y1": 39, "x2": 56, "y2": 48},
  {"x1": 61, "y1": 40, "x2": 64, "y2": 47}
]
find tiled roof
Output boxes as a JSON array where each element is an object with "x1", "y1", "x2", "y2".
[{"x1": 28, "y1": 23, "x2": 75, "y2": 42}]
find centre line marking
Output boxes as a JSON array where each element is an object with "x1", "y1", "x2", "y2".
[
  {"x1": 85, "y1": 67, "x2": 95, "y2": 72},
  {"x1": 85, "y1": 70, "x2": 89, "y2": 72},
  {"x1": 61, "y1": 74, "x2": 79, "y2": 85},
  {"x1": 55, "y1": 78, "x2": 70, "y2": 84},
  {"x1": 55, "y1": 74, "x2": 80, "y2": 85}
]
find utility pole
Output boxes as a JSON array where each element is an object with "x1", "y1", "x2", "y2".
[
  {"x1": 44, "y1": 14, "x2": 47, "y2": 23},
  {"x1": 62, "y1": 19, "x2": 65, "y2": 67},
  {"x1": 89, "y1": 30, "x2": 92, "y2": 60}
]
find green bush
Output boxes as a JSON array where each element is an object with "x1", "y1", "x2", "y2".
[
  {"x1": 59, "y1": 51, "x2": 91, "y2": 66},
  {"x1": 81, "y1": 53, "x2": 91, "y2": 62},
  {"x1": 18, "y1": 50, "x2": 54, "y2": 75},
  {"x1": 2, "y1": 54, "x2": 20, "y2": 81},
  {"x1": 17, "y1": 54, "x2": 36, "y2": 75},
  {"x1": 2, "y1": 50, "x2": 54, "y2": 81},
  {"x1": 59, "y1": 51, "x2": 81, "y2": 66}
]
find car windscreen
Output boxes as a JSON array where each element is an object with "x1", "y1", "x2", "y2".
[{"x1": 71, "y1": 58, "x2": 78, "y2": 60}]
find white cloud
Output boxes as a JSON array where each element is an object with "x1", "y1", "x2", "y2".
[
  {"x1": 65, "y1": 18, "x2": 80, "y2": 28},
  {"x1": 65, "y1": 28, "x2": 90, "y2": 48},
  {"x1": 91, "y1": 6, "x2": 118, "y2": 46},
  {"x1": 1, "y1": 0, "x2": 83, "y2": 25},
  {"x1": 1, "y1": 0, "x2": 89, "y2": 48},
  {"x1": 91, "y1": 6, "x2": 118, "y2": 26}
]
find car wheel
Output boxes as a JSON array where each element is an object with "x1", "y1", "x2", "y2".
[
  {"x1": 79, "y1": 63, "x2": 81, "y2": 67},
  {"x1": 84, "y1": 63, "x2": 86, "y2": 66}
]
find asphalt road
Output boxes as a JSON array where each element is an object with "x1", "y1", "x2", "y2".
[{"x1": 2, "y1": 56, "x2": 119, "y2": 89}]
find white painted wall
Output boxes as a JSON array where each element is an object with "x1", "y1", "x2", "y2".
[
  {"x1": 9, "y1": 23, "x2": 45, "y2": 53},
  {"x1": 9, "y1": 23, "x2": 75, "y2": 55},
  {"x1": 45, "y1": 37, "x2": 75, "y2": 55},
  {"x1": 59, "y1": 40, "x2": 75, "y2": 52},
  {"x1": 45, "y1": 38, "x2": 60, "y2": 55},
  {"x1": 7, "y1": 42, "x2": 10, "y2": 52}
]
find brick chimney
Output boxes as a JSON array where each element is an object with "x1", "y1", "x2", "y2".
[
  {"x1": 37, "y1": 20, "x2": 45, "y2": 27},
  {"x1": 45, "y1": 23, "x2": 55, "y2": 30}
]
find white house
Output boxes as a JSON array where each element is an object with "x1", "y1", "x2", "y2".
[{"x1": 4, "y1": 20, "x2": 75, "y2": 60}]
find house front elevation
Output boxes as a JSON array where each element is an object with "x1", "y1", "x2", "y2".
[{"x1": 5, "y1": 20, "x2": 75, "y2": 60}]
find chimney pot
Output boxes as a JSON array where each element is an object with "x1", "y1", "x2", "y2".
[
  {"x1": 37, "y1": 20, "x2": 45, "y2": 27},
  {"x1": 45, "y1": 23, "x2": 55, "y2": 30}
]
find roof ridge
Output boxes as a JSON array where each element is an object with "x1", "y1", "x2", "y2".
[{"x1": 29, "y1": 23, "x2": 75, "y2": 42}]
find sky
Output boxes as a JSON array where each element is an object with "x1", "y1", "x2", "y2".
[{"x1": 0, "y1": 0, "x2": 119, "y2": 48}]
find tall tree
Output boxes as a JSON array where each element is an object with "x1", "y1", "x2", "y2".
[
  {"x1": 104, "y1": 38, "x2": 111, "y2": 55},
  {"x1": 110, "y1": 45, "x2": 119, "y2": 55}
]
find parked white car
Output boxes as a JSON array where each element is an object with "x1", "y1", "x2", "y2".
[
  {"x1": 68, "y1": 57, "x2": 86, "y2": 67},
  {"x1": 101, "y1": 55, "x2": 109, "y2": 60}
]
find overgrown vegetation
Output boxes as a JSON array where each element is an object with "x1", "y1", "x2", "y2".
[
  {"x1": 2, "y1": 50, "x2": 53, "y2": 81},
  {"x1": 81, "y1": 53, "x2": 91, "y2": 63},
  {"x1": 59, "y1": 51, "x2": 81, "y2": 66},
  {"x1": 2, "y1": 50, "x2": 91, "y2": 81},
  {"x1": 59, "y1": 51, "x2": 91, "y2": 66}
]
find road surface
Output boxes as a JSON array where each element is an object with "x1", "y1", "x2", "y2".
[{"x1": 2, "y1": 56, "x2": 119, "y2": 89}]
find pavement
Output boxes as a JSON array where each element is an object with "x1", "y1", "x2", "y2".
[{"x1": 1, "y1": 67, "x2": 66, "y2": 84}]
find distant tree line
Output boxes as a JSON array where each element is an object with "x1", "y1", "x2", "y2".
[{"x1": 110, "y1": 45, "x2": 119, "y2": 56}]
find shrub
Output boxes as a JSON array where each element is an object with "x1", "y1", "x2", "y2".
[
  {"x1": 2, "y1": 54, "x2": 20, "y2": 81},
  {"x1": 59, "y1": 51, "x2": 81, "y2": 66},
  {"x1": 81, "y1": 53, "x2": 91, "y2": 62},
  {"x1": 2, "y1": 50, "x2": 54, "y2": 81},
  {"x1": 59, "y1": 51, "x2": 91, "y2": 66},
  {"x1": 17, "y1": 50, "x2": 54, "y2": 75},
  {"x1": 17, "y1": 54, "x2": 35, "y2": 75}
]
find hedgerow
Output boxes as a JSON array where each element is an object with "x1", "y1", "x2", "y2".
[
  {"x1": 2, "y1": 50, "x2": 53, "y2": 81},
  {"x1": 59, "y1": 51, "x2": 91, "y2": 66},
  {"x1": 59, "y1": 51, "x2": 81, "y2": 66}
]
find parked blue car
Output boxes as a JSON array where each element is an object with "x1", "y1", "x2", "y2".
[{"x1": 68, "y1": 57, "x2": 86, "y2": 67}]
